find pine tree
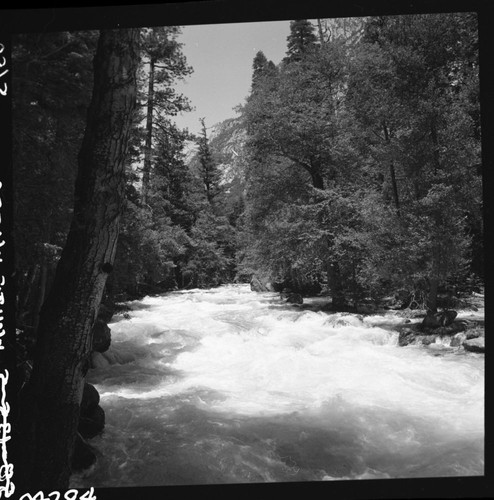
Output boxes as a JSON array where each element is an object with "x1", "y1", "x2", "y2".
[
  {"x1": 197, "y1": 118, "x2": 221, "y2": 206},
  {"x1": 252, "y1": 50, "x2": 268, "y2": 82},
  {"x1": 283, "y1": 19, "x2": 318, "y2": 64},
  {"x1": 139, "y1": 27, "x2": 192, "y2": 204},
  {"x1": 241, "y1": 35, "x2": 357, "y2": 303},
  {"x1": 346, "y1": 13, "x2": 481, "y2": 308}
]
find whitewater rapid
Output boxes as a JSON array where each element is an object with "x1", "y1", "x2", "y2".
[{"x1": 71, "y1": 284, "x2": 484, "y2": 487}]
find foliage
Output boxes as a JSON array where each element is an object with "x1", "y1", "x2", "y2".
[
  {"x1": 13, "y1": 14, "x2": 482, "y2": 318},
  {"x1": 182, "y1": 211, "x2": 236, "y2": 288},
  {"x1": 12, "y1": 31, "x2": 98, "y2": 329},
  {"x1": 13, "y1": 31, "x2": 97, "y2": 269},
  {"x1": 238, "y1": 12, "x2": 482, "y2": 307},
  {"x1": 197, "y1": 118, "x2": 222, "y2": 206},
  {"x1": 283, "y1": 19, "x2": 318, "y2": 64}
]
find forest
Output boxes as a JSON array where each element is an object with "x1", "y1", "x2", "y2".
[{"x1": 9, "y1": 12, "x2": 483, "y2": 493}]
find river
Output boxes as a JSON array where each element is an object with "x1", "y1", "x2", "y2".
[{"x1": 71, "y1": 284, "x2": 484, "y2": 488}]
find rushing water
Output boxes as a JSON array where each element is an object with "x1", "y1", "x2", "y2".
[{"x1": 71, "y1": 284, "x2": 484, "y2": 488}]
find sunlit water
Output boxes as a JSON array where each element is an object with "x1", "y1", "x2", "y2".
[{"x1": 71, "y1": 284, "x2": 484, "y2": 487}]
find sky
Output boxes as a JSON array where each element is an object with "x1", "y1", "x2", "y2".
[{"x1": 172, "y1": 20, "x2": 291, "y2": 136}]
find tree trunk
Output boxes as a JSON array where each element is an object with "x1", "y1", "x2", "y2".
[
  {"x1": 427, "y1": 277, "x2": 439, "y2": 313},
  {"x1": 16, "y1": 29, "x2": 139, "y2": 493},
  {"x1": 310, "y1": 169, "x2": 325, "y2": 190},
  {"x1": 382, "y1": 120, "x2": 401, "y2": 217},
  {"x1": 32, "y1": 261, "x2": 48, "y2": 334},
  {"x1": 15, "y1": 265, "x2": 37, "y2": 326},
  {"x1": 430, "y1": 118, "x2": 441, "y2": 175},
  {"x1": 316, "y1": 19, "x2": 326, "y2": 44},
  {"x1": 389, "y1": 161, "x2": 401, "y2": 217},
  {"x1": 174, "y1": 260, "x2": 183, "y2": 289},
  {"x1": 142, "y1": 58, "x2": 155, "y2": 204},
  {"x1": 327, "y1": 261, "x2": 346, "y2": 310}
]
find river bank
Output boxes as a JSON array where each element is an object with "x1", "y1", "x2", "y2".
[{"x1": 290, "y1": 290, "x2": 485, "y2": 355}]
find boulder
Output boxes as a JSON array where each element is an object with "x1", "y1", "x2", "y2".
[
  {"x1": 78, "y1": 404, "x2": 105, "y2": 439},
  {"x1": 450, "y1": 332, "x2": 467, "y2": 347},
  {"x1": 442, "y1": 310, "x2": 458, "y2": 326},
  {"x1": 92, "y1": 319, "x2": 111, "y2": 353},
  {"x1": 286, "y1": 292, "x2": 303, "y2": 305},
  {"x1": 398, "y1": 329, "x2": 435, "y2": 347},
  {"x1": 398, "y1": 325, "x2": 442, "y2": 347},
  {"x1": 326, "y1": 314, "x2": 365, "y2": 328},
  {"x1": 80, "y1": 383, "x2": 100, "y2": 415},
  {"x1": 90, "y1": 351, "x2": 110, "y2": 369},
  {"x1": 463, "y1": 337, "x2": 485, "y2": 353},
  {"x1": 466, "y1": 329, "x2": 482, "y2": 340},
  {"x1": 97, "y1": 303, "x2": 114, "y2": 323},
  {"x1": 399, "y1": 320, "x2": 468, "y2": 347},
  {"x1": 421, "y1": 321, "x2": 467, "y2": 336},
  {"x1": 81, "y1": 382, "x2": 100, "y2": 415},
  {"x1": 101, "y1": 348, "x2": 136, "y2": 365},
  {"x1": 71, "y1": 433, "x2": 97, "y2": 472},
  {"x1": 250, "y1": 276, "x2": 274, "y2": 292},
  {"x1": 422, "y1": 312, "x2": 443, "y2": 328},
  {"x1": 421, "y1": 310, "x2": 457, "y2": 329}
]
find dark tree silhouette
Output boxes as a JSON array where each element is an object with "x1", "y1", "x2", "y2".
[{"x1": 16, "y1": 28, "x2": 140, "y2": 492}]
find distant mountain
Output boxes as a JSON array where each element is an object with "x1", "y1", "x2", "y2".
[
  {"x1": 209, "y1": 117, "x2": 247, "y2": 185},
  {"x1": 186, "y1": 116, "x2": 247, "y2": 186}
]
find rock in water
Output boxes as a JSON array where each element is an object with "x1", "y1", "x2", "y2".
[
  {"x1": 325, "y1": 314, "x2": 364, "y2": 328},
  {"x1": 441, "y1": 310, "x2": 458, "y2": 326},
  {"x1": 399, "y1": 320, "x2": 467, "y2": 347},
  {"x1": 286, "y1": 292, "x2": 303, "y2": 304},
  {"x1": 466, "y1": 329, "x2": 482, "y2": 340},
  {"x1": 422, "y1": 310, "x2": 457, "y2": 329},
  {"x1": 450, "y1": 332, "x2": 467, "y2": 347},
  {"x1": 101, "y1": 349, "x2": 136, "y2": 365},
  {"x1": 71, "y1": 433, "x2": 97, "y2": 472},
  {"x1": 90, "y1": 351, "x2": 110, "y2": 369},
  {"x1": 92, "y1": 319, "x2": 111, "y2": 353},
  {"x1": 250, "y1": 276, "x2": 274, "y2": 292},
  {"x1": 97, "y1": 303, "x2": 114, "y2": 323},
  {"x1": 80, "y1": 382, "x2": 100, "y2": 415},
  {"x1": 78, "y1": 404, "x2": 106, "y2": 439},
  {"x1": 398, "y1": 328, "x2": 435, "y2": 347},
  {"x1": 462, "y1": 337, "x2": 485, "y2": 353}
]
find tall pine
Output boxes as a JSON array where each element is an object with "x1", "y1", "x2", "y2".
[{"x1": 283, "y1": 19, "x2": 318, "y2": 64}]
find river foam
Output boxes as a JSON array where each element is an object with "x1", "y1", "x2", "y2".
[{"x1": 72, "y1": 284, "x2": 484, "y2": 487}]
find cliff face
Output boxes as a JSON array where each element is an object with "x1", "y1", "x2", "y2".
[
  {"x1": 208, "y1": 116, "x2": 247, "y2": 186},
  {"x1": 187, "y1": 116, "x2": 247, "y2": 186}
]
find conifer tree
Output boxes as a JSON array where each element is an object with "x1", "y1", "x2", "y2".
[
  {"x1": 140, "y1": 27, "x2": 192, "y2": 204},
  {"x1": 197, "y1": 118, "x2": 221, "y2": 206},
  {"x1": 12, "y1": 31, "x2": 98, "y2": 334},
  {"x1": 283, "y1": 19, "x2": 318, "y2": 64}
]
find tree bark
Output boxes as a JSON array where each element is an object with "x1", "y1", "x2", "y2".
[
  {"x1": 142, "y1": 58, "x2": 155, "y2": 204},
  {"x1": 327, "y1": 261, "x2": 346, "y2": 310},
  {"x1": 316, "y1": 19, "x2": 326, "y2": 44},
  {"x1": 389, "y1": 161, "x2": 401, "y2": 217},
  {"x1": 382, "y1": 120, "x2": 401, "y2": 217},
  {"x1": 427, "y1": 277, "x2": 439, "y2": 313},
  {"x1": 15, "y1": 265, "x2": 38, "y2": 326},
  {"x1": 16, "y1": 29, "x2": 139, "y2": 493},
  {"x1": 32, "y1": 260, "x2": 48, "y2": 334},
  {"x1": 310, "y1": 169, "x2": 325, "y2": 190}
]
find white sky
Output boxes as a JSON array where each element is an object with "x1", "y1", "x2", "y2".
[{"x1": 172, "y1": 20, "x2": 291, "y2": 136}]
